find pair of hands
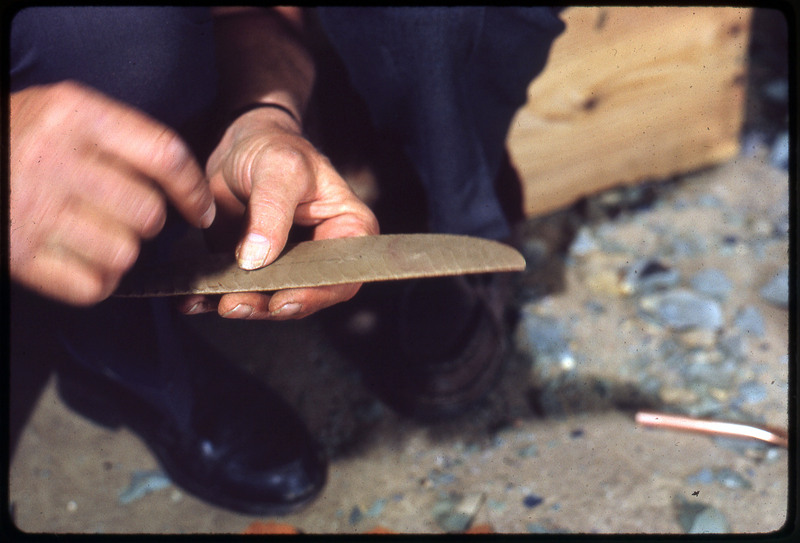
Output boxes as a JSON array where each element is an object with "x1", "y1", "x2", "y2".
[{"x1": 9, "y1": 81, "x2": 379, "y2": 320}]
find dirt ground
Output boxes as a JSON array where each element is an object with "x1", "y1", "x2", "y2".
[
  {"x1": 6, "y1": 7, "x2": 792, "y2": 538},
  {"x1": 7, "y1": 150, "x2": 791, "y2": 535}
]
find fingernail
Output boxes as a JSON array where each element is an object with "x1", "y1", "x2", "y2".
[
  {"x1": 199, "y1": 201, "x2": 216, "y2": 229},
  {"x1": 271, "y1": 302, "x2": 302, "y2": 318},
  {"x1": 184, "y1": 302, "x2": 207, "y2": 315},
  {"x1": 223, "y1": 303, "x2": 254, "y2": 319},
  {"x1": 237, "y1": 232, "x2": 271, "y2": 270}
]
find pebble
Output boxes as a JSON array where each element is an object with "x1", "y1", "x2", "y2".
[
  {"x1": 770, "y1": 131, "x2": 789, "y2": 170},
  {"x1": 714, "y1": 467, "x2": 752, "y2": 490},
  {"x1": 687, "y1": 467, "x2": 714, "y2": 485},
  {"x1": 689, "y1": 269, "x2": 733, "y2": 301},
  {"x1": 526, "y1": 523, "x2": 549, "y2": 533},
  {"x1": 681, "y1": 358, "x2": 737, "y2": 390},
  {"x1": 118, "y1": 470, "x2": 171, "y2": 505},
  {"x1": 523, "y1": 494, "x2": 544, "y2": 509},
  {"x1": 433, "y1": 493, "x2": 485, "y2": 532},
  {"x1": 759, "y1": 268, "x2": 789, "y2": 308},
  {"x1": 736, "y1": 380, "x2": 768, "y2": 406},
  {"x1": 365, "y1": 498, "x2": 388, "y2": 518},
  {"x1": 689, "y1": 506, "x2": 730, "y2": 533},
  {"x1": 349, "y1": 505, "x2": 363, "y2": 525},
  {"x1": 426, "y1": 469, "x2": 457, "y2": 487},
  {"x1": 639, "y1": 289, "x2": 723, "y2": 331},
  {"x1": 676, "y1": 329, "x2": 718, "y2": 350},
  {"x1": 517, "y1": 444, "x2": 539, "y2": 459},
  {"x1": 674, "y1": 496, "x2": 730, "y2": 533},
  {"x1": 621, "y1": 259, "x2": 680, "y2": 294},
  {"x1": 517, "y1": 312, "x2": 575, "y2": 374},
  {"x1": 569, "y1": 227, "x2": 600, "y2": 257},
  {"x1": 734, "y1": 306, "x2": 766, "y2": 337}
]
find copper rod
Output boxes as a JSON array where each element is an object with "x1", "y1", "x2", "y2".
[{"x1": 635, "y1": 411, "x2": 789, "y2": 448}]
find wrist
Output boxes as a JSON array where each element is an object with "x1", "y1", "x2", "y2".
[
  {"x1": 228, "y1": 102, "x2": 301, "y2": 127},
  {"x1": 216, "y1": 101, "x2": 303, "y2": 147}
]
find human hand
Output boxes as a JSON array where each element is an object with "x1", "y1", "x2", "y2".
[
  {"x1": 9, "y1": 81, "x2": 216, "y2": 306},
  {"x1": 178, "y1": 105, "x2": 379, "y2": 320}
]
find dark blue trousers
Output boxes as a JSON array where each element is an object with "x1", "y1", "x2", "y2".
[
  {"x1": 317, "y1": 7, "x2": 564, "y2": 240},
  {"x1": 10, "y1": 6, "x2": 563, "y2": 417}
]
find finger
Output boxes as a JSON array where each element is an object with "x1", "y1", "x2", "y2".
[
  {"x1": 217, "y1": 292, "x2": 275, "y2": 320},
  {"x1": 234, "y1": 145, "x2": 314, "y2": 270},
  {"x1": 269, "y1": 283, "x2": 362, "y2": 319},
  {"x1": 177, "y1": 294, "x2": 219, "y2": 315},
  {"x1": 217, "y1": 283, "x2": 361, "y2": 321},
  {"x1": 84, "y1": 90, "x2": 216, "y2": 229},
  {"x1": 77, "y1": 160, "x2": 168, "y2": 238},
  {"x1": 19, "y1": 247, "x2": 119, "y2": 306},
  {"x1": 48, "y1": 199, "x2": 141, "y2": 277},
  {"x1": 293, "y1": 168, "x2": 380, "y2": 240}
]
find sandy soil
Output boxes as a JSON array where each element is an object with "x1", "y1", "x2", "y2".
[{"x1": 8, "y1": 153, "x2": 790, "y2": 535}]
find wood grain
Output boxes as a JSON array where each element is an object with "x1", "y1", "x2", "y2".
[{"x1": 507, "y1": 7, "x2": 752, "y2": 217}]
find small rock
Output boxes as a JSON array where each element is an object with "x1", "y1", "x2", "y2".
[
  {"x1": 674, "y1": 496, "x2": 730, "y2": 533},
  {"x1": 640, "y1": 289, "x2": 723, "y2": 331},
  {"x1": 734, "y1": 306, "x2": 766, "y2": 337},
  {"x1": 736, "y1": 381, "x2": 767, "y2": 406},
  {"x1": 569, "y1": 227, "x2": 600, "y2": 257},
  {"x1": 66, "y1": 500, "x2": 78, "y2": 513},
  {"x1": 622, "y1": 259, "x2": 680, "y2": 294},
  {"x1": 426, "y1": 469, "x2": 456, "y2": 487},
  {"x1": 349, "y1": 505, "x2": 363, "y2": 525},
  {"x1": 760, "y1": 268, "x2": 788, "y2": 308},
  {"x1": 517, "y1": 444, "x2": 539, "y2": 459},
  {"x1": 684, "y1": 396, "x2": 725, "y2": 419},
  {"x1": 774, "y1": 213, "x2": 789, "y2": 238},
  {"x1": 523, "y1": 494, "x2": 544, "y2": 509},
  {"x1": 677, "y1": 329, "x2": 718, "y2": 350},
  {"x1": 687, "y1": 467, "x2": 714, "y2": 485},
  {"x1": 770, "y1": 131, "x2": 789, "y2": 170},
  {"x1": 660, "y1": 387, "x2": 699, "y2": 405},
  {"x1": 517, "y1": 312, "x2": 575, "y2": 375},
  {"x1": 714, "y1": 467, "x2": 752, "y2": 490},
  {"x1": 434, "y1": 493, "x2": 485, "y2": 533},
  {"x1": 365, "y1": 498, "x2": 388, "y2": 518},
  {"x1": 682, "y1": 357, "x2": 738, "y2": 390},
  {"x1": 689, "y1": 506, "x2": 730, "y2": 533},
  {"x1": 526, "y1": 523, "x2": 549, "y2": 533},
  {"x1": 118, "y1": 470, "x2": 171, "y2": 505},
  {"x1": 689, "y1": 269, "x2": 733, "y2": 301}
]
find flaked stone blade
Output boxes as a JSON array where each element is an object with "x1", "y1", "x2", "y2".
[{"x1": 115, "y1": 234, "x2": 526, "y2": 297}]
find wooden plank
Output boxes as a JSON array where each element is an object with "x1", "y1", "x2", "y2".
[{"x1": 507, "y1": 7, "x2": 752, "y2": 217}]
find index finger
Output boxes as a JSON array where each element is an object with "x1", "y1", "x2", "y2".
[{"x1": 87, "y1": 94, "x2": 216, "y2": 229}]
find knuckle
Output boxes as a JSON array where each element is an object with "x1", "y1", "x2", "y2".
[
  {"x1": 151, "y1": 128, "x2": 191, "y2": 174},
  {"x1": 110, "y1": 236, "x2": 140, "y2": 273},
  {"x1": 138, "y1": 195, "x2": 168, "y2": 238},
  {"x1": 258, "y1": 142, "x2": 310, "y2": 178},
  {"x1": 74, "y1": 272, "x2": 112, "y2": 306}
]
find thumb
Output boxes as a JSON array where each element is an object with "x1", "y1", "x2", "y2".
[{"x1": 234, "y1": 156, "x2": 311, "y2": 270}]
